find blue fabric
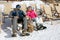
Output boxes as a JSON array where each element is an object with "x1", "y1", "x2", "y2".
[
  {"x1": 12, "y1": 11, "x2": 17, "y2": 16},
  {"x1": 12, "y1": 10, "x2": 25, "y2": 18}
]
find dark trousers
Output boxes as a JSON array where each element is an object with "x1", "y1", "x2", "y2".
[{"x1": 17, "y1": 17, "x2": 27, "y2": 30}]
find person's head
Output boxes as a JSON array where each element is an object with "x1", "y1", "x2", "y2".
[
  {"x1": 16, "y1": 4, "x2": 21, "y2": 9},
  {"x1": 27, "y1": 6, "x2": 32, "y2": 11}
]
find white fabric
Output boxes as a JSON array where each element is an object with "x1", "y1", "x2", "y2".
[
  {"x1": 33, "y1": 22, "x2": 36, "y2": 27},
  {"x1": 18, "y1": 24, "x2": 22, "y2": 27},
  {"x1": 35, "y1": 17, "x2": 43, "y2": 24},
  {"x1": 33, "y1": 17, "x2": 43, "y2": 27}
]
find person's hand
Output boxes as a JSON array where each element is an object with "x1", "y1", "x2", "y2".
[
  {"x1": 15, "y1": 16, "x2": 19, "y2": 19},
  {"x1": 26, "y1": 16, "x2": 29, "y2": 19}
]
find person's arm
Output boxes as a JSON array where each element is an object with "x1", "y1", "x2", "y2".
[
  {"x1": 26, "y1": 12, "x2": 31, "y2": 20},
  {"x1": 34, "y1": 11, "x2": 38, "y2": 17},
  {"x1": 9, "y1": 11, "x2": 18, "y2": 19},
  {"x1": 22, "y1": 11, "x2": 26, "y2": 17}
]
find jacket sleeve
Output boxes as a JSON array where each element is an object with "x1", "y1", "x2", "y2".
[
  {"x1": 26, "y1": 12, "x2": 30, "y2": 17},
  {"x1": 26, "y1": 12, "x2": 31, "y2": 19},
  {"x1": 22, "y1": 11, "x2": 26, "y2": 17},
  {"x1": 9, "y1": 11, "x2": 17, "y2": 18},
  {"x1": 34, "y1": 11, "x2": 38, "y2": 17}
]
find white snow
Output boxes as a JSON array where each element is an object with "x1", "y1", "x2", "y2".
[
  {"x1": 0, "y1": 18, "x2": 60, "y2": 40},
  {"x1": 12, "y1": 1, "x2": 45, "y2": 9}
]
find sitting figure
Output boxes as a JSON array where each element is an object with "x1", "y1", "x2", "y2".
[
  {"x1": 9, "y1": 4, "x2": 30, "y2": 37},
  {"x1": 26, "y1": 6, "x2": 47, "y2": 31}
]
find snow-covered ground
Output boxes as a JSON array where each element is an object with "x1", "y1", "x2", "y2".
[{"x1": 0, "y1": 18, "x2": 60, "y2": 40}]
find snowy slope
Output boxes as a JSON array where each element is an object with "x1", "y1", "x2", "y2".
[{"x1": 0, "y1": 18, "x2": 60, "y2": 40}]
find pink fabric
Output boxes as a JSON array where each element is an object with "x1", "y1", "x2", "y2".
[{"x1": 26, "y1": 10, "x2": 38, "y2": 19}]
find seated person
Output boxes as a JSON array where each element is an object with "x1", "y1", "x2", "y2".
[
  {"x1": 9, "y1": 4, "x2": 30, "y2": 37},
  {"x1": 26, "y1": 6, "x2": 47, "y2": 30}
]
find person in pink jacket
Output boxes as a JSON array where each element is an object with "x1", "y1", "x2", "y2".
[
  {"x1": 26, "y1": 9, "x2": 37, "y2": 19},
  {"x1": 26, "y1": 6, "x2": 47, "y2": 30}
]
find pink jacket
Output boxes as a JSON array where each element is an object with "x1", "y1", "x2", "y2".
[{"x1": 26, "y1": 10, "x2": 38, "y2": 19}]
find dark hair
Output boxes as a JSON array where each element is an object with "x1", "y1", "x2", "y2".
[
  {"x1": 26, "y1": 6, "x2": 32, "y2": 12},
  {"x1": 16, "y1": 4, "x2": 21, "y2": 8}
]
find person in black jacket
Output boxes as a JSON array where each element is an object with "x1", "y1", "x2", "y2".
[{"x1": 9, "y1": 4, "x2": 30, "y2": 37}]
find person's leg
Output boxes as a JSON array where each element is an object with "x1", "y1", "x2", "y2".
[
  {"x1": 12, "y1": 17, "x2": 17, "y2": 37},
  {"x1": 35, "y1": 17, "x2": 47, "y2": 30},
  {"x1": 32, "y1": 19, "x2": 38, "y2": 31},
  {"x1": 22, "y1": 17, "x2": 30, "y2": 36},
  {"x1": 23, "y1": 17, "x2": 27, "y2": 31}
]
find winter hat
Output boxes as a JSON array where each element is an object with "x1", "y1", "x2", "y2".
[{"x1": 16, "y1": 4, "x2": 21, "y2": 8}]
